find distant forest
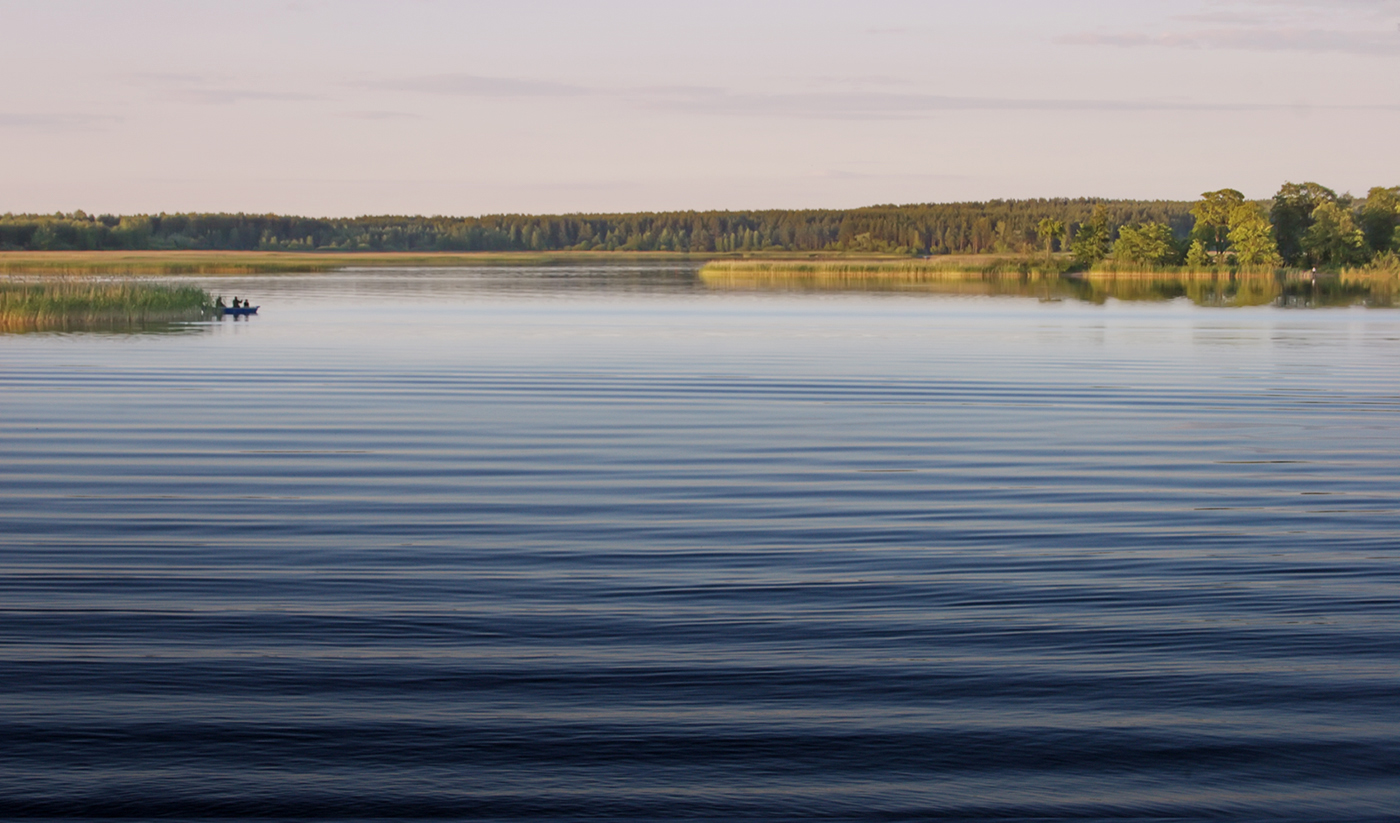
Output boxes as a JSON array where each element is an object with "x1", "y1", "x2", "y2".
[
  {"x1": 0, "y1": 200, "x2": 1196, "y2": 256},
  {"x1": 2, "y1": 182, "x2": 1396, "y2": 269}
]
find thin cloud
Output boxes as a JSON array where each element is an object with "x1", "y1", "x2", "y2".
[
  {"x1": 1213, "y1": 0, "x2": 1400, "y2": 16},
  {"x1": 358, "y1": 74, "x2": 590, "y2": 98},
  {"x1": 340, "y1": 110, "x2": 425, "y2": 121},
  {"x1": 127, "y1": 72, "x2": 325, "y2": 105},
  {"x1": 0, "y1": 113, "x2": 119, "y2": 131},
  {"x1": 628, "y1": 87, "x2": 1398, "y2": 119},
  {"x1": 167, "y1": 88, "x2": 323, "y2": 104},
  {"x1": 1171, "y1": 11, "x2": 1274, "y2": 24},
  {"x1": 814, "y1": 169, "x2": 972, "y2": 183},
  {"x1": 1057, "y1": 27, "x2": 1400, "y2": 55},
  {"x1": 355, "y1": 73, "x2": 1400, "y2": 120}
]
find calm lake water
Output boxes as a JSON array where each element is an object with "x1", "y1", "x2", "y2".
[{"x1": 2, "y1": 266, "x2": 1398, "y2": 820}]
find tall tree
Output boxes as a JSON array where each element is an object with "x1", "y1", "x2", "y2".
[
  {"x1": 1070, "y1": 205, "x2": 1111, "y2": 266},
  {"x1": 1226, "y1": 203, "x2": 1282, "y2": 267},
  {"x1": 1360, "y1": 186, "x2": 1400, "y2": 254},
  {"x1": 1190, "y1": 189, "x2": 1245, "y2": 259},
  {"x1": 1270, "y1": 181, "x2": 1337, "y2": 266},
  {"x1": 1036, "y1": 218, "x2": 1064, "y2": 254},
  {"x1": 1184, "y1": 239, "x2": 1211, "y2": 269},
  {"x1": 1301, "y1": 201, "x2": 1366, "y2": 268}
]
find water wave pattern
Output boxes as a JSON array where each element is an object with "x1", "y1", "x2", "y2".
[{"x1": 1, "y1": 269, "x2": 1398, "y2": 820}]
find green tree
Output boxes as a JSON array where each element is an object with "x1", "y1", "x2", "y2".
[
  {"x1": 1301, "y1": 201, "x2": 1367, "y2": 268},
  {"x1": 1184, "y1": 239, "x2": 1211, "y2": 269},
  {"x1": 1036, "y1": 218, "x2": 1064, "y2": 254},
  {"x1": 1360, "y1": 186, "x2": 1399, "y2": 253},
  {"x1": 1226, "y1": 203, "x2": 1282, "y2": 267},
  {"x1": 1112, "y1": 222, "x2": 1178, "y2": 267},
  {"x1": 1190, "y1": 189, "x2": 1245, "y2": 258},
  {"x1": 29, "y1": 224, "x2": 61, "y2": 251},
  {"x1": 1070, "y1": 205, "x2": 1111, "y2": 266},
  {"x1": 1271, "y1": 181, "x2": 1337, "y2": 266}
]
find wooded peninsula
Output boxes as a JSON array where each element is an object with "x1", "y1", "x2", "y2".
[{"x1": 3, "y1": 181, "x2": 1397, "y2": 273}]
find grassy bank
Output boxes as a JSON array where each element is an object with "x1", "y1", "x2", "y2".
[
  {"x1": 0, "y1": 249, "x2": 896, "y2": 276},
  {"x1": 0, "y1": 250, "x2": 596, "y2": 275},
  {"x1": 22, "y1": 250, "x2": 1353, "y2": 279},
  {"x1": 0, "y1": 279, "x2": 214, "y2": 331}
]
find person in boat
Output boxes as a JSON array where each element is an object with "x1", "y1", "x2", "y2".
[
  {"x1": 232, "y1": 297, "x2": 241, "y2": 308},
  {"x1": 214, "y1": 295, "x2": 226, "y2": 309}
]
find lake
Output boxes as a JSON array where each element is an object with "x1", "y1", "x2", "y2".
[{"x1": 1, "y1": 265, "x2": 1397, "y2": 820}]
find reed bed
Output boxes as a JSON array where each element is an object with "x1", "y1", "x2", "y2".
[
  {"x1": 700, "y1": 256, "x2": 1072, "y2": 280},
  {"x1": 0, "y1": 250, "x2": 720, "y2": 275},
  {"x1": 0, "y1": 279, "x2": 214, "y2": 331}
]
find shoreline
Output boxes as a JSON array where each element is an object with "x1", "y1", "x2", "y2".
[
  {"x1": 0, "y1": 250, "x2": 1392, "y2": 284},
  {"x1": 0, "y1": 249, "x2": 923, "y2": 276}
]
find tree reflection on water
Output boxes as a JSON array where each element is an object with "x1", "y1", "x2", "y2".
[{"x1": 701, "y1": 269, "x2": 1396, "y2": 308}]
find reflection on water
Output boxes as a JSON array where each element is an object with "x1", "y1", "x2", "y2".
[
  {"x1": 0, "y1": 312, "x2": 270, "y2": 336},
  {"x1": 0, "y1": 319, "x2": 213, "y2": 336},
  {"x1": 6, "y1": 267, "x2": 1387, "y2": 332},
  {"x1": 2, "y1": 267, "x2": 1399, "y2": 819},
  {"x1": 701, "y1": 268, "x2": 1398, "y2": 307},
  {"x1": 1078, "y1": 272, "x2": 1394, "y2": 307},
  {"x1": 326, "y1": 264, "x2": 704, "y2": 297}
]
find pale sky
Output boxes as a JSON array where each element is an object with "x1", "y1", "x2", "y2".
[{"x1": 3, "y1": 0, "x2": 1398, "y2": 216}]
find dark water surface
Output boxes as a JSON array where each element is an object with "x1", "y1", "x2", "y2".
[{"x1": 2, "y1": 267, "x2": 1398, "y2": 820}]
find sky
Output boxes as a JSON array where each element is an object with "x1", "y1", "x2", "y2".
[{"x1": 2, "y1": 0, "x2": 1399, "y2": 216}]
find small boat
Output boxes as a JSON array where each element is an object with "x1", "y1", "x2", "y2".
[{"x1": 223, "y1": 305, "x2": 259, "y2": 316}]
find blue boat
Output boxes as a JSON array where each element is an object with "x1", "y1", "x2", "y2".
[{"x1": 223, "y1": 306, "x2": 259, "y2": 316}]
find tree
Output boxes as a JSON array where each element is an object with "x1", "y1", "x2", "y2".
[
  {"x1": 1301, "y1": 201, "x2": 1367, "y2": 268},
  {"x1": 1271, "y1": 181, "x2": 1337, "y2": 266},
  {"x1": 1070, "y1": 205, "x2": 1111, "y2": 266},
  {"x1": 1112, "y1": 222, "x2": 1178, "y2": 267},
  {"x1": 1190, "y1": 189, "x2": 1245, "y2": 258},
  {"x1": 1360, "y1": 186, "x2": 1399, "y2": 254},
  {"x1": 1226, "y1": 203, "x2": 1282, "y2": 267},
  {"x1": 971, "y1": 217, "x2": 993, "y2": 253},
  {"x1": 1036, "y1": 218, "x2": 1064, "y2": 254},
  {"x1": 1184, "y1": 239, "x2": 1211, "y2": 269}
]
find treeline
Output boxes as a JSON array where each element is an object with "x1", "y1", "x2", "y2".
[
  {"x1": 0, "y1": 199, "x2": 1193, "y2": 256},
  {"x1": 2, "y1": 183, "x2": 1394, "y2": 269},
  {"x1": 1077, "y1": 182, "x2": 1400, "y2": 271}
]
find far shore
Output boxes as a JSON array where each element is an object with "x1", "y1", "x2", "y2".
[
  {"x1": 0, "y1": 249, "x2": 939, "y2": 276},
  {"x1": 0, "y1": 250, "x2": 1394, "y2": 281}
]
